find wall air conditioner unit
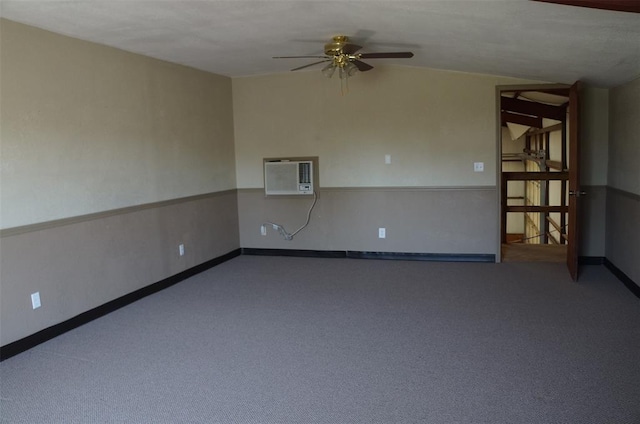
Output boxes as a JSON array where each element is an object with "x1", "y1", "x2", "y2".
[{"x1": 264, "y1": 160, "x2": 314, "y2": 195}]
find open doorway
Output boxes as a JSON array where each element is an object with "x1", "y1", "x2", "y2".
[{"x1": 497, "y1": 83, "x2": 582, "y2": 280}]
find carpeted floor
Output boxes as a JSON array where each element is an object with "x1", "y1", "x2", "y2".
[{"x1": 1, "y1": 256, "x2": 639, "y2": 423}]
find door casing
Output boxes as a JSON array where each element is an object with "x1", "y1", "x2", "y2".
[{"x1": 495, "y1": 83, "x2": 580, "y2": 280}]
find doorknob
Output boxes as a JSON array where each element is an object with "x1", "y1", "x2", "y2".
[{"x1": 569, "y1": 190, "x2": 587, "y2": 197}]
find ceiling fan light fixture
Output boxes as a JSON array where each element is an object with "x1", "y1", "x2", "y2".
[
  {"x1": 321, "y1": 63, "x2": 336, "y2": 78},
  {"x1": 345, "y1": 61, "x2": 358, "y2": 77}
]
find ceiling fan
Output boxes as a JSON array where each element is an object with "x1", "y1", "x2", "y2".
[{"x1": 273, "y1": 35, "x2": 414, "y2": 80}]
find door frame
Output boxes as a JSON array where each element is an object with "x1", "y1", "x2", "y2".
[
  {"x1": 495, "y1": 83, "x2": 572, "y2": 264},
  {"x1": 566, "y1": 81, "x2": 581, "y2": 281}
]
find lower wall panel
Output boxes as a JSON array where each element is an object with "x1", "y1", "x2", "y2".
[
  {"x1": 605, "y1": 187, "x2": 640, "y2": 286},
  {"x1": 0, "y1": 191, "x2": 239, "y2": 346},
  {"x1": 579, "y1": 185, "x2": 607, "y2": 257},
  {"x1": 238, "y1": 187, "x2": 498, "y2": 255}
]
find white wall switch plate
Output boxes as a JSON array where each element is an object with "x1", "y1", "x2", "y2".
[
  {"x1": 31, "y1": 292, "x2": 41, "y2": 309},
  {"x1": 385, "y1": 154, "x2": 391, "y2": 164},
  {"x1": 378, "y1": 228, "x2": 386, "y2": 239},
  {"x1": 474, "y1": 162, "x2": 484, "y2": 172},
  {"x1": 179, "y1": 244, "x2": 185, "y2": 256}
]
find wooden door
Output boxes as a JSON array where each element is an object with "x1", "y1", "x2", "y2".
[{"x1": 566, "y1": 82, "x2": 582, "y2": 281}]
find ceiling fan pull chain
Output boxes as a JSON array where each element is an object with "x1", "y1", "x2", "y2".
[{"x1": 341, "y1": 73, "x2": 349, "y2": 96}]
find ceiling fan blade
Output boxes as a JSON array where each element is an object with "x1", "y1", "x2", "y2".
[
  {"x1": 352, "y1": 60, "x2": 374, "y2": 72},
  {"x1": 290, "y1": 60, "x2": 331, "y2": 71},
  {"x1": 342, "y1": 43, "x2": 363, "y2": 54},
  {"x1": 358, "y1": 52, "x2": 414, "y2": 59},
  {"x1": 530, "y1": 0, "x2": 640, "y2": 13},
  {"x1": 273, "y1": 56, "x2": 329, "y2": 59}
]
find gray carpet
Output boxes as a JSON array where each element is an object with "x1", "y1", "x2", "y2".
[{"x1": 1, "y1": 256, "x2": 639, "y2": 423}]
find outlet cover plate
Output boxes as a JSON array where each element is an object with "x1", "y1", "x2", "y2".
[
  {"x1": 378, "y1": 228, "x2": 386, "y2": 239},
  {"x1": 474, "y1": 162, "x2": 484, "y2": 172}
]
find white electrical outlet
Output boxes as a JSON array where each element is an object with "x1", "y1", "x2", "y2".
[
  {"x1": 260, "y1": 225, "x2": 267, "y2": 236},
  {"x1": 31, "y1": 292, "x2": 41, "y2": 309},
  {"x1": 378, "y1": 228, "x2": 386, "y2": 239},
  {"x1": 179, "y1": 244, "x2": 185, "y2": 256},
  {"x1": 474, "y1": 162, "x2": 484, "y2": 172},
  {"x1": 385, "y1": 154, "x2": 391, "y2": 164}
]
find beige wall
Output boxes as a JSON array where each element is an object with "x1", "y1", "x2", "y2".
[
  {"x1": 573, "y1": 85, "x2": 610, "y2": 257},
  {"x1": 608, "y1": 77, "x2": 640, "y2": 195},
  {"x1": 580, "y1": 86, "x2": 609, "y2": 186},
  {"x1": 239, "y1": 187, "x2": 497, "y2": 254},
  {"x1": 232, "y1": 68, "x2": 617, "y2": 258},
  {"x1": 233, "y1": 66, "x2": 537, "y2": 189},
  {"x1": 580, "y1": 185, "x2": 607, "y2": 257},
  {"x1": 0, "y1": 19, "x2": 237, "y2": 229},
  {"x1": 0, "y1": 20, "x2": 240, "y2": 346},
  {"x1": 1, "y1": 192, "x2": 239, "y2": 346},
  {"x1": 606, "y1": 77, "x2": 640, "y2": 284},
  {"x1": 233, "y1": 67, "x2": 540, "y2": 255}
]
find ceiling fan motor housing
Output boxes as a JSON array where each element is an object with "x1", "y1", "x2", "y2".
[{"x1": 324, "y1": 35, "x2": 349, "y2": 56}]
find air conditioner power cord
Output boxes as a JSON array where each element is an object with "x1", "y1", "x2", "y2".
[{"x1": 264, "y1": 191, "x2": 318, "y2": 241}]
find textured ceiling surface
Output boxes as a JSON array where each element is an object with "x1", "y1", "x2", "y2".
[{"x1": 1, "y1": 0, "x2": 639, "y2": 87}]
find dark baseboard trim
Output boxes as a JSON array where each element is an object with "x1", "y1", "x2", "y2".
[
  {"x1": 579, "y1": 256, "x2": 605, "y2": 265},
  {"x1": 241, "y1": 248, "x2": 347, "y2": 258},
  {"x1": 347, "y1": 251, "x2": 495, "y2": 262},
  {"x1": 241, "y1": 248, "x2": 494, "y2": 263},
  {"x1": 0, "y1": 248, "x2": 241, "y2": 362},
  {"x1": 604, "y1": 258, "x2": 640, "y2": 299}
]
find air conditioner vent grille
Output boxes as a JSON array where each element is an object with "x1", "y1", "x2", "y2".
[
  {"x1": 299, "y1": 162, "x2": 311, "y2": 184},
  {"x1": 264, "y1": 160, "x2": 314, "y2": 195}
]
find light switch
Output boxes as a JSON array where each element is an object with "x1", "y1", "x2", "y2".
[{"x1": 31, "y1": 292, "x2": 41, "y2": 309}]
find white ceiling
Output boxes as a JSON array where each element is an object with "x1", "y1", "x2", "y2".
[{"x1": 1, "y1": 0, "x2": 639, "y2": 87}]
